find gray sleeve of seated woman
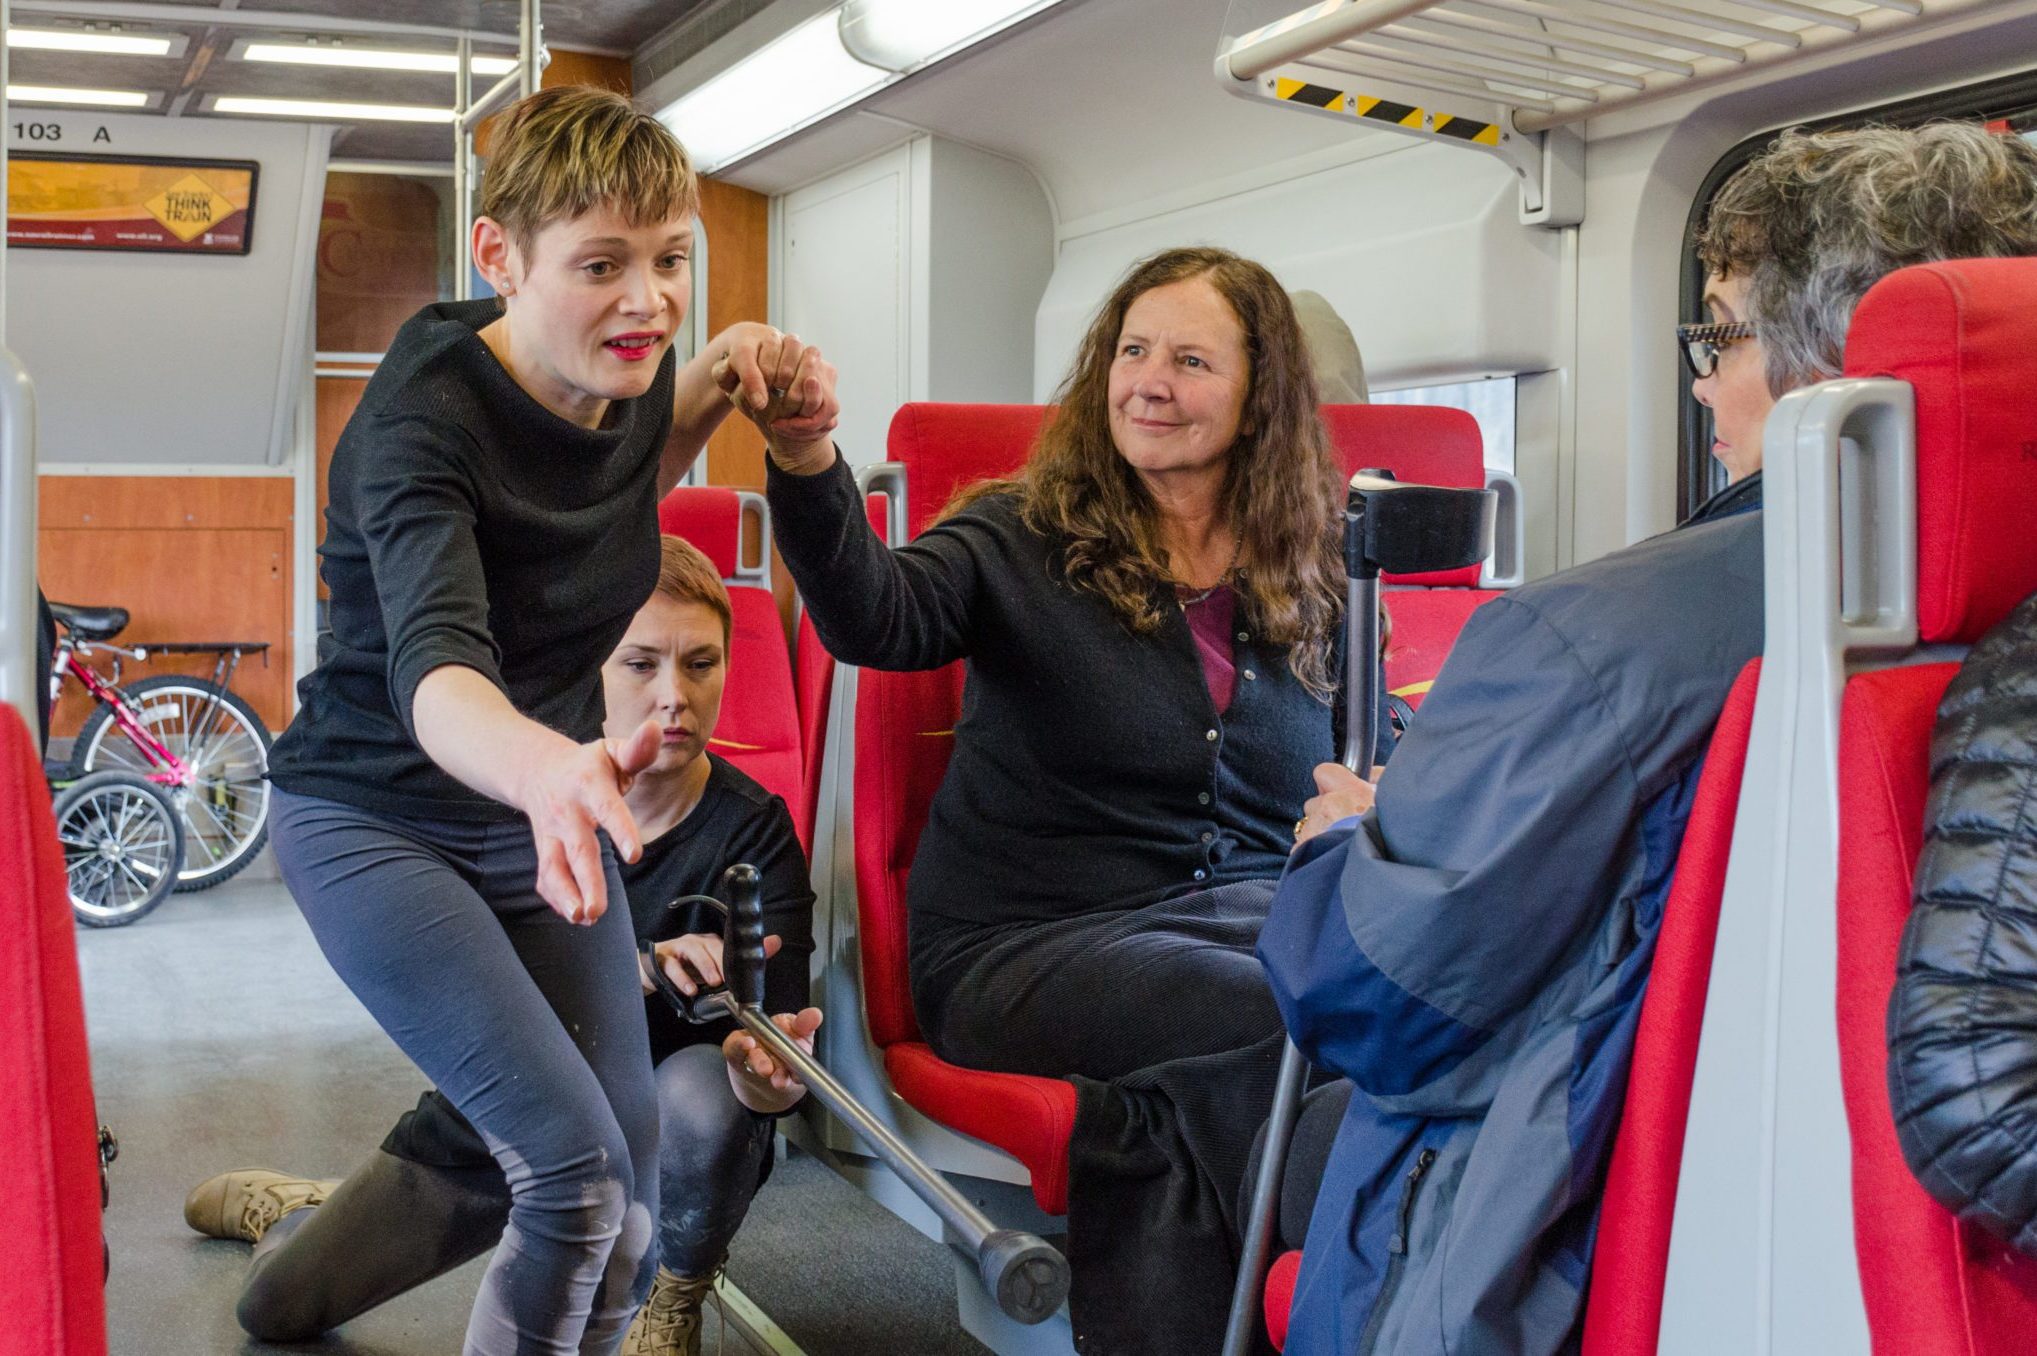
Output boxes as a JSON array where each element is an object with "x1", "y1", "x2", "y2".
[
  {"x1": 765, "y1": 453, "x2": 995, "y2": 672},
  {"x1": 1891, "y1": 599, "x2": 2037, "y2": 1256}
]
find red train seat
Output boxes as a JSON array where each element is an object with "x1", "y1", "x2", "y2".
[
  {"x1": 1318, "y1": 404, "x2": 1512, "y2": 708},
  {"x1": 1831, "y1": 259, "x2": 2037, "y2": 1354},
  {"x1": 848, "y1": 404, "x2": 1075, "y2": 1213},
  {"x1": 1582, "y1": 259, "x2": 2037, "y2": 1352},
  {"x1": 795, "y1": 496, "x2": 904, "y2": 863},
  {"x1": 657, "y1": 487, "x2": 809, "y2": 852},
  {"x1": 0, "y1": 702, "x2": 107, "y2": 1355},
  {"x1": 847, "y1": 402, "x2": 1516, "y2": 1221},
  {"x1": 1580, "y1": 661, "x2": 1760, "y2": 1353}
]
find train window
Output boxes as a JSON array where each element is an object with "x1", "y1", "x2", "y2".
[
  {"x1": 1372, "y1": 376, "x2": 1517, "y2": 474},
  {"x1": 1678, "y1": 69, "x2": 2037, "y2": 519},
  {"x1": 316, "y1": 169, "x2": 460, "y2": 361}
]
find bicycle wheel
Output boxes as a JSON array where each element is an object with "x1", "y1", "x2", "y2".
[
  {"x1": 52, "y1": 772, "x2": 187, "y2": 927},
  {"x1": 69, "y1": 675, "x2": 273, "y2": 892}
]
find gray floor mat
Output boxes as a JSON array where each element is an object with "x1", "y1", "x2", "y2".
[{"x1": 77, "y1": 880, "x2": 985, "y2": 1355}]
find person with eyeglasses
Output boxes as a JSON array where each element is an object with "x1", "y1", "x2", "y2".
[
  {"x1": 1680, "y1": 301, "x2": 1765, "y2": 484},
  {"x1": 1256, "y1": 121, "x2": 2037, "y2": 1356}
]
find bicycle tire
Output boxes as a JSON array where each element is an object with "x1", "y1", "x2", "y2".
[
  {"x1": 52, "y1": 772, "x2": 187, "y2": 927},
  {"x1": 69, "y1": 675, "x2": 273, "y2": 892}
]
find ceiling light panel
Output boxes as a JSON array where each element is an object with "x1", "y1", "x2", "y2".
[
  {"x1": 8, "y1": 27, "x2": 178, "y2": 57},
  {"x1": 239, "y1": 42, "x2": 518, "y2": 76},
  {"x1": 213, "y1": 95, "x2": 454, "y2": 123},
  {"x1": 659, "y1": 11, "x2": 891, "y2": 172},
  {"x1": 9, "y1": 84, "x2": 151, "y2": 107},
  {"x1": 838, "y1": 0, "x2": 1067, "y2": 73}
]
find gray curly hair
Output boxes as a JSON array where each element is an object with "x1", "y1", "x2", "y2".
[{"x1": 1697, "y1": 123, "x2": 2037, "y2": 394}]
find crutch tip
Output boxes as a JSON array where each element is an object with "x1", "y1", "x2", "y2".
[{"x1": 980, "y1": 1229, "x2": 1070, "y2": 1325}]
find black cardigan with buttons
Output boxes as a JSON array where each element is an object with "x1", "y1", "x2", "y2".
[{"x1": 769, "y1": 454, "x2": 1338, "y2": 932}]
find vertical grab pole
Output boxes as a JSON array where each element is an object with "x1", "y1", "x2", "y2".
[
  {"x1": 520, "y1": 0, "x2": 543, "y2": 98},
  {"x1": 0, "y1": 353, "x2": 38, "y2": 736},
  {"x1": 1223, "y1": 498, "x2": 1385, "y2": 1356},
  {"x1": 453, "y1": 36, "x2": 472, "y2": 302}
]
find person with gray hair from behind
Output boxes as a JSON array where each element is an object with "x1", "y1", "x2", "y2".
[{"x1": 1257, "y1": 120, "x2": 2037, "y2": 1356}]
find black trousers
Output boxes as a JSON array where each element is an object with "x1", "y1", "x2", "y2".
[{"x1": 914, "y1": 880, "x2": 1288, "y2": 1356}]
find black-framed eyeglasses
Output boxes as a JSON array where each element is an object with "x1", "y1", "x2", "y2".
[{"x1": 1677, "y1": 320, "x2": 1758, "y2": 379}]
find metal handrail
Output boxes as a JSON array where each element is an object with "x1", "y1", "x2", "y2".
[
  {"x1": 1221, "y1": 0, "x2": 1979, "y2": 134},
  {"x1": 0, "y1": 350, "x2": 39, "y2": 736}
]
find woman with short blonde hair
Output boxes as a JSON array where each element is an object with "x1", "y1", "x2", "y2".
[{"x1": 263, "y1": 85, "x2": 835, "y2": 1354}]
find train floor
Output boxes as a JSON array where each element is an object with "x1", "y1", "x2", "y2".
[{"x1": 77, "y1": 873, "x2": 991, "y2": 1356}]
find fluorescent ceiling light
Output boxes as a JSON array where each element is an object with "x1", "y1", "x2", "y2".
[
  {"x1": 659, "y1": 11, "x2": 890, "y2": 172},
  {"x1": 7, "y1": 27, "x2": 174, "y2": 56},
  {"x1": 838, "y1": 0, "x2": 1066, "y2": 73},
  {"x1": 8, "y1": 84, "x2": 149, "y2": 107},
  {"x1": 214, "y1": 95, "x2": 453, "y2": 123},
  {"x1": 241, "y1": 43, "x2": 518, "y2": 76}
]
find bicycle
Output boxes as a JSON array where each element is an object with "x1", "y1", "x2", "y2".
[
  {"x1": 47, "y1": 600, "x2": 275, "y2": 893},
  {"x1": 48, "y1": 769, "x2": 187, "y2": 927}
]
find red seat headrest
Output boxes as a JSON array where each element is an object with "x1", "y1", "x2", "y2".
[
  {"x1": 1844, "y1": 258, "x2": 2037, "y2": 643},
  {"x1": 1320, "y1": 404, "x2": 1487, "y2": 587},
  {"x1": 884, "y1": 403, "x2": 1490, "y2": 590},
  {"x1": 885, "y1": 404, "x2": 1048, "y2": 539},
  {"x1": 657, "y1": 487, "x2": 743, "y2": 578}
]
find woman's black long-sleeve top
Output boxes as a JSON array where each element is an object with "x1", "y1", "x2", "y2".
[
  {"x1": 1892, "y1": 591, "x2": 2037, "y2": 1253},
  {"x1": 767, "y1": 454, "x2": 1337, "y2": 933}
]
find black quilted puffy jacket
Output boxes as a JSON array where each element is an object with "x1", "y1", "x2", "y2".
[{"x1": 1891, "y1": 591, "x2": 2037, "y2": 1254}]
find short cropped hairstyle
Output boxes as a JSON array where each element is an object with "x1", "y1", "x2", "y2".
[
  {"x1": 1697, "y1": 122, "x2": 2037, "y2": 393},
  {"x1": 654, "y1": 535, "x2": 732, "y2": 645},
  {"x1": 480, "y1": 85, "x2": 698, "y2": 256}
]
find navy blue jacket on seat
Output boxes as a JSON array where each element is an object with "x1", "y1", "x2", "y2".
[{"x1": 1261, "y1": 474, "x2": 1763, "y2": 1356}]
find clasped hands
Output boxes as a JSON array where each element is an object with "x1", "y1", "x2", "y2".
[{"x1": 711, "y1": 325, "x2": 841, "y2": 473}]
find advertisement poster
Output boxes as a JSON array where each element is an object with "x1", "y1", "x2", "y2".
[{"x1": 7, "y1": 153, "x2": 257, "y2": 254}]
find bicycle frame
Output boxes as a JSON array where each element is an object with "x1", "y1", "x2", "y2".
[{"x1": 48, "y1": 639, "x2": 193, "y2": 790}]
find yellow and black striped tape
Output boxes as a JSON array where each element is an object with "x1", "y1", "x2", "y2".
[
  {"x1": 1272, "y1": 77, "x2": 1498, "y2": 146},
  {"x1": 1434, "y1": 115, "x2": 1502, "y2": 147}
]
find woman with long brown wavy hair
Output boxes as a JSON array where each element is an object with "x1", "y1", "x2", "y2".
[{"x1": 754, "y1": 245, "x2": 1361, "y2": 1352}]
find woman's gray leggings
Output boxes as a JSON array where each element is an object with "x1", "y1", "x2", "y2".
[
  {"x1": 269, "y1": 789, "x2": 660, "y2": 1356},
  {"x1": 235, "y1": 1049, "x2": 775, "y2": 1342}
]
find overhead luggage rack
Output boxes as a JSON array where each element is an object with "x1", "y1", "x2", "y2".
[{"x1": 1215, "y1": 0, "x2": 1980, "y2": 225}]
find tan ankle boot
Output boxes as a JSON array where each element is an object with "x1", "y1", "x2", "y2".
[
  {"x1": 182, "y1": 1168, "x2": 341, "y2": 1244},
  {"x1": 621, "y1": 1265, "x2": 719, "y2": 1356}
]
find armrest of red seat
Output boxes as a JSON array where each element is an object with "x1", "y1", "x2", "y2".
[{"x1": 884, "y1": 1041, "x2": 1076, "y2": 1216}]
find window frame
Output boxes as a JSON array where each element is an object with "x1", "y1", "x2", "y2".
[{"x1": 1676, "y1": 67, "x2": 2037, "y2": 520}]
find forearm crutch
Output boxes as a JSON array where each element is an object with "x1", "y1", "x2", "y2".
[
  {"x1": 1219, "y1": 471, "x2": 1497, "y2": 1356},
  {"x1": 646, "y1": 864, "x2": 1071, "y2": 1326}
]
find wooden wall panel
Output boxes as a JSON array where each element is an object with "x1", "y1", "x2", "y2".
[
  {"x1": 313, "y1": 377, "x2": 371, "y2": 599},
  {"x1": 474, "y1": 50, "x2": 633, "y2": 156},
  {"x1": 38, "y1": 477, "x2": 294, "y2": 738},
  {"x1": 317, "y1": 173, "x2": 443, "y2": 355},
  {"x1": 698, "y1": 176, "x2": 772, "y2": 491}
]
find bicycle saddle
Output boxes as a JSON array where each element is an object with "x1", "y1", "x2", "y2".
[{"x1": 49, "y1": 602, "x2": 130, "y2": 641}]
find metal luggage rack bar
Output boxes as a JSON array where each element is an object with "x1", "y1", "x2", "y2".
[{"x1": 1215, "y1": 0, "x2": 1989, "y2": 225}]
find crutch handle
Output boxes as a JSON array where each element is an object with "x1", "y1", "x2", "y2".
[{"x1": 721, "y1": 863, "x2": 769, "y2": 1009}]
